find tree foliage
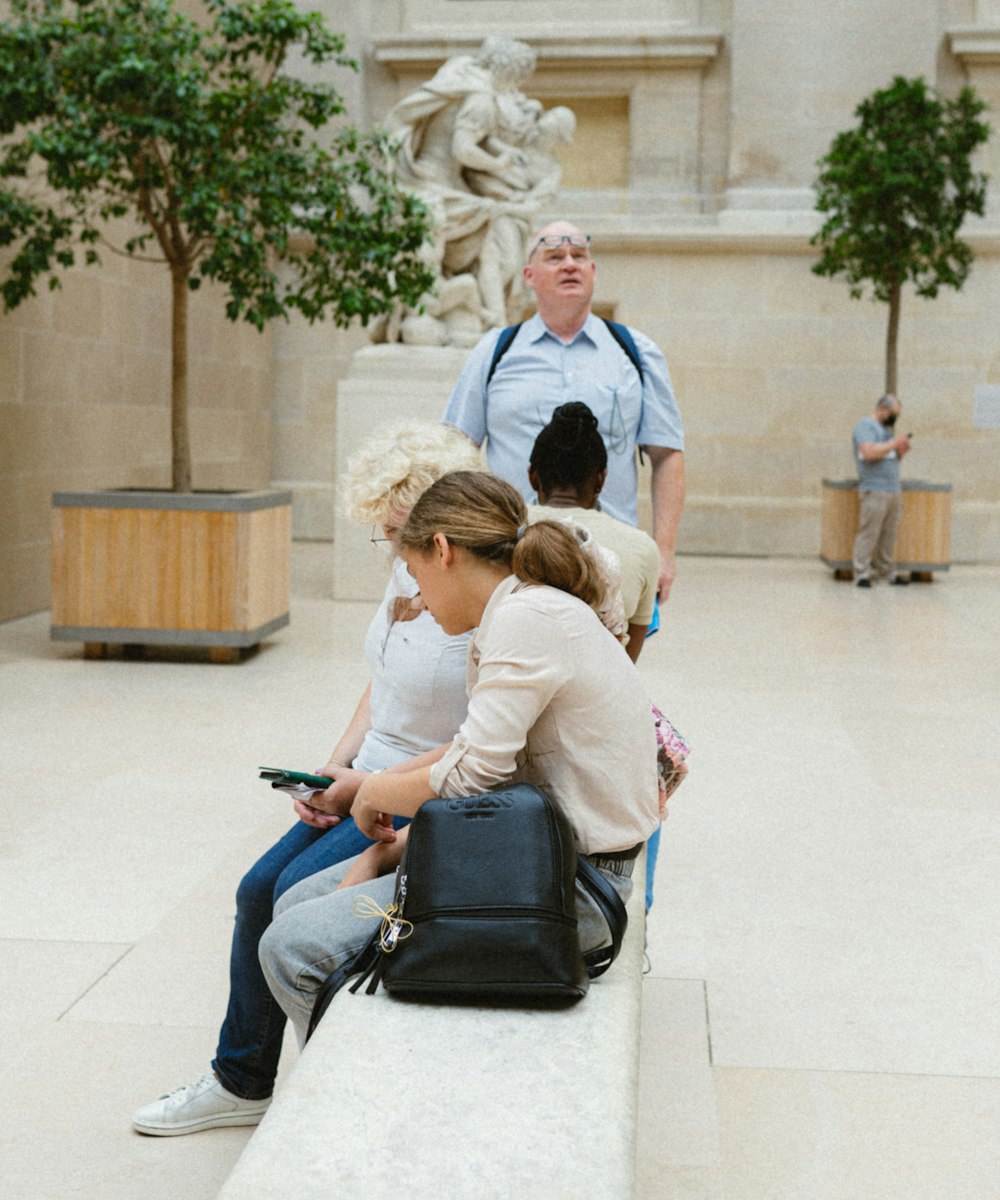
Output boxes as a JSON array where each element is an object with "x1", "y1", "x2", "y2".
[
  {"x1": 811, "y1": 75, "x2": 990, "y2": 393},
  {"x1": 0, "y1": 0, "x2": 435, "y2": 489}
]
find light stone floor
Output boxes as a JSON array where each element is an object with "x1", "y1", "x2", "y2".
[{"x1": 1, "y1": 546, "x2": 998, "y2": 1200}]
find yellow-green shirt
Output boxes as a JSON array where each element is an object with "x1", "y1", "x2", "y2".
[{"x1": 529, "y1": 504, "x2": 659, "y2": 626}]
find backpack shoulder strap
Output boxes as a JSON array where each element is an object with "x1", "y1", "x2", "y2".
[
  {"x1": 488, "y1": 319, "x2": 642, "y2": 388},
  {"x1": 576, "y1": 855, "x2": 629, "y2": 978},
  {"x1": 306, "y1": 926, "x2": 381, "y2": 1042},
  {"x1": 485, "y1": 323, "x2": 523, "y2": 388},
  {"x1": 602, "y1": 319, "x2": 644, "y2": 382}
]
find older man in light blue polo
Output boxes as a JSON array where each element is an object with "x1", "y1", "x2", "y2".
[
  {"x1": 444, "y1": 219, "x2": 685, "y2": 920},
  {"x1": 443, "y1": 219, "x2": 685, "y2": 601}
]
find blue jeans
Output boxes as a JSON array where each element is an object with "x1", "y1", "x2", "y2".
[{"x1": 211, "y1": 816, "x2": 404, "y2": 1099}]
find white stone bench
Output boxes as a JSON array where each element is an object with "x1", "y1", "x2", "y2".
[{"x1": 217, "y1": 858, "x2": 646, "y2": 1200}]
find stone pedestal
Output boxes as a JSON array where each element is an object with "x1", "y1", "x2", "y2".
[{"x1": 332, "y1": 344, "x2": 471, "y2": 601}]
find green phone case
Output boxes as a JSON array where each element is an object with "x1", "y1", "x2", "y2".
[{"x1": 259, "y1": 767, "x2": 332, "y2": 789}]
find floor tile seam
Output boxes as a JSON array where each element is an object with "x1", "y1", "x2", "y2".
[
  {"x1": 640, "y1": 974, "x2": 714, "y2": 1067},
  {"x1": 700, "y1": 981, "x2": 1000, "y2": 1084},
  {"x1": 703, "y1": 978, "x2": 713, "y2": 1065},
  {"x1": 56, "y1": 1018, "x2": 222, "y2": 1035},
  {"x1": 0, "y1": 935, "x2": 133, "y2": 947},
  {"x1": 642, "y1": 973, "x2": 708, "y2": 983},
  {"x1": 56, "y1": 944, "x2": 136, "y2": 1022},
  {"x1": 708, "y1": 1061, "x2": 1000, "y2": 1083}
]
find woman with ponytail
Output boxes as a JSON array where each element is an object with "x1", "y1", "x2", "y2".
[{"x1": 259, "y1": 470, "x2": 660, "y2": 1043}]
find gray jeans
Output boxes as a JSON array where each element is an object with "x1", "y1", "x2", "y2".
[
  {"x1": 258, "y1": 853, "x2": 633, "y2": 1045},
  {"x1": 852, "y1": 489, "x2": 901, "y2": 579}
]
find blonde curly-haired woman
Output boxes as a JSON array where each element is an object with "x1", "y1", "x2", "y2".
[{"x1": 133, "y1": 423, "x2": 481, "y2": 1137}]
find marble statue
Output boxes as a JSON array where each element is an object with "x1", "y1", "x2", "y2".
[{"x1": 372, "y1": 34, "x2": 575, "y2": 347}]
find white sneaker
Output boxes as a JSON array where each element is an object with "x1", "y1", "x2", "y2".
[{"x1": 133, "y1": 1072, "x2": 271, "y2": 1136}]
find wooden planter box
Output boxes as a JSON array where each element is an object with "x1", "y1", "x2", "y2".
[
  {"x1": 820, "y1": 479, "x2": 952, "y2": 580},
  {"x1": 51, "y1": 489, "x2": 292, "y2": 661}
]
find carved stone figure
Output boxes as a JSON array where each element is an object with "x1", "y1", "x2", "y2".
[{"x1": 372, "y1": 34, "x2": 574, "y2": 346}]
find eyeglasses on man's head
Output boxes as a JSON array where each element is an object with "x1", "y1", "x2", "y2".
[{"x1": 530, "y1": 233, "x2": 591, "y2": 257}]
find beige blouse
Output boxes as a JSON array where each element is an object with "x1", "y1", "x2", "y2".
[{"x1": 428, "y1": 576, "x2": 660, "y2": 855}]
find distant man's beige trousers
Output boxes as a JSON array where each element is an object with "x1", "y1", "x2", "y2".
[{"x1": 852, "y1": 490, "x2": 901, "y2": 580}]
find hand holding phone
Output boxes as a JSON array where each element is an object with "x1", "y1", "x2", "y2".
[{"x1": 259, "y1": 766, "x2": 332, "y2": 791}]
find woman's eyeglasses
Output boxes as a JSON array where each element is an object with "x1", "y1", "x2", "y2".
[{"x1": 370, "y1": 524, "x2": 398, "y2": 546}]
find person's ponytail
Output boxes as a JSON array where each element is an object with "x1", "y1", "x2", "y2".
[
  {"x1": 512, "y1": 520, "x2": 606, "y2": 609},
  {"x1": 401, "y1": 471, "x2": 608, "y2": 609}
]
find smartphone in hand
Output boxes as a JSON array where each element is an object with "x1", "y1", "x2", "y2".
[{"x1": 259, "y1": 767, "x2": 332, "y2": 790}]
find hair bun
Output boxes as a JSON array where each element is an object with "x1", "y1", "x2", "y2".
[{"x1": 552, "y1": 402, "x2": 599, "y2": 434}]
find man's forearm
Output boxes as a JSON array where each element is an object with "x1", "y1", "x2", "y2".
[
  {"x1": 647, "y1": 447, "x2": 685, "y2": 600},
  {"x1": 650, "y1": 450, "x2": 685, "y2": 549}
]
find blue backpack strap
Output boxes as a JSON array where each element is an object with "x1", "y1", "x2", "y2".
[
  {"x1": 485, "y1": 323, "x2": 523, "y2": 388},
  {"x1": 602, "y1": 319, "x2": 644, "y2": 382},
  {"x1": 486, "y1": 318, "x2": 642, "y2": 387},
  {"x1": 603, "y1": 318, "x2": 647, "y2": 463}
]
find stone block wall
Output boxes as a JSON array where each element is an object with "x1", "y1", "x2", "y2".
[
  {"x1": 3, "y1": 0, "x2": 1000, "y2": 620},
  {"x1": 273, "y1": 0, "x2": 1000, "y2": 577},
  {"x1": 0, "y1": 221, "x2": 273, "y2": 622},
  {"x1": 604, "y1": 236, "x2": 1000, "y2": 562}
]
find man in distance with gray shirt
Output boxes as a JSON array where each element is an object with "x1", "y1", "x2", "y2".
[{"x1": 852, "y1": 393, "x2": 913, "y2": 587}]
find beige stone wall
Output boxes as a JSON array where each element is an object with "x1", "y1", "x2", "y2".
[
  {"x1": 0, "y1": 228, "x2": 273, "y2": 622},
  {"x1": 600, "y1": 235, "x2": 1000, "y2": 561},
  {"x1": 273, "y1": 0, "x2": 1000, "y2": 577},
  {"x1": 4, "y1": 0, "x2": 1000, "y2": 621}
]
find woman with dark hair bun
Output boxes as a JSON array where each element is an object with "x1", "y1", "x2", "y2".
[
  {"x1": 259, "y1": 470, "x2": 660, "y2": 1042},
  {"x1": 528, "y1": 402, "x2": 660, "y2": 662},
  {"x1": 528, "y1": 400, "x2": 607, "y2": 491},
  {"x1": 529, "y1": 405, "x2": 688, "y2": 923}
]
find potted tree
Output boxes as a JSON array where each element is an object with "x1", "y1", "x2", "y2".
[
  {"x1": 0, "y1": 0, "x2": 433, "y2": 658},
  {"x1": 810, "y1": 75, "x2": 990, "y2": 579}
]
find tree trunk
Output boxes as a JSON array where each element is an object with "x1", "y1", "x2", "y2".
[
  {"x1": 885, "y1": 280, "x2": 901, "y2": 396},
  {"x1": 171, "y1": 265, "x2": 192, "y2": 492}
]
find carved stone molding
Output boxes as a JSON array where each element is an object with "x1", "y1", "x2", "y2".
[
  {"x1": 947, "y1": 27, "x2": 1000, "y2": 219},
  {"x1": 372, "y1": 31, "x2": 724, "y2": 75},
  {"x1": 948, "y1": 27, "x2": 1000, "y2": 66}
]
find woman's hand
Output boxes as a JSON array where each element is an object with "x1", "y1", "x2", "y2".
[
  {"x1": 351, "y1": 775, "x2": 397, "y2": 844},
  {"x1": 307, "y1": 765, "x2": 366, "y2": 817},
  {"x1": 336, "y1": 845, "x2": 384, "y2": 890},
  {"x1": 289, "y1": 761, "x2": 360, "y2": 829},
  {"x1": 658, "y1": 761, "x2": 689, "y2": 819},
  {"x1": 293, "y1": 797, "x2": 342, "y2": 830},
  {"x1": 335, "y1": 832, "x2": 408, "y2": 890}
]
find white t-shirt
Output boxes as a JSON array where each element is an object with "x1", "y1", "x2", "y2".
[{"x1": 355, "y1": 558, "x2": 471, "y2": 772}]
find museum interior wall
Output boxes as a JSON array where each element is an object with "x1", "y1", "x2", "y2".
[
  {"x1": 272, "y1": 0, "x2": 1000, "y2": 572},
  {"x1": 0, "y1": 215, "x2": 274, "y2": 622},
  {"x1": 3, "y1": 0, "x2": 999, "y2": 620}
]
